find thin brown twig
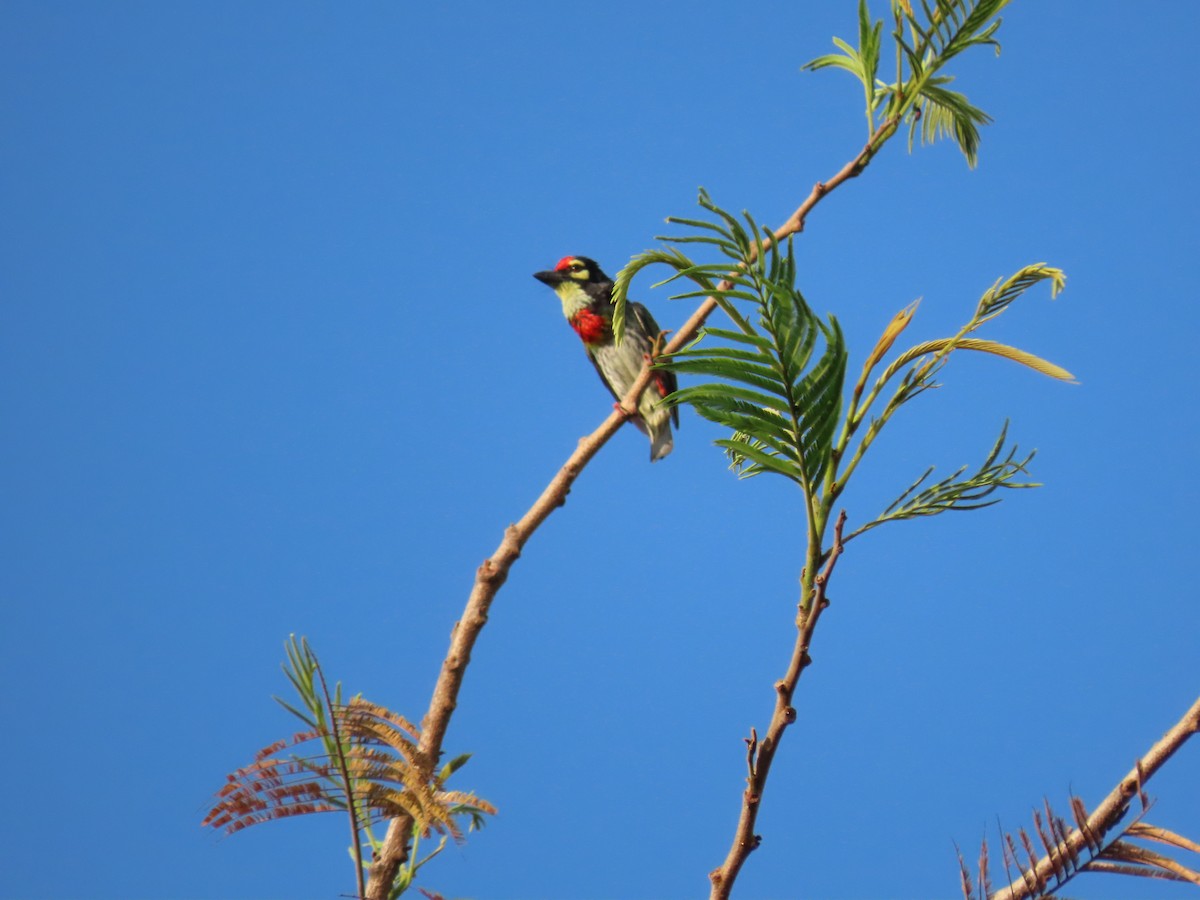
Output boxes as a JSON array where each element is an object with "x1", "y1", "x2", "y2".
[
  {"x1": 989, "y1": 693, "x2": 1200, "y2": 900},
  {"x1": 363, "y1": 126, "x2": 894, "y2": 900},
  {"x1": 708, "y1": 510, "x2": 848, "y2": 900}
]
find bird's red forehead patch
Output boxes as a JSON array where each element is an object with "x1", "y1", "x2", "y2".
[{"x1": 555, "y1": 256, "x2": 576, "y2": 272}]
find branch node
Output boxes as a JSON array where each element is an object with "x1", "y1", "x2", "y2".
[{"x1": 477, "y1": 559, "x2": 509, "y2": 588}]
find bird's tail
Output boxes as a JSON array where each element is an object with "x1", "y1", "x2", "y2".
[{"x1": 648, "y1": 421, "x2": 674, "y2": 462}]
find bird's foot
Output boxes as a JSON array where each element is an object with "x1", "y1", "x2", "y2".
[{"x1": 613, "y1": 400, "x2": 636, "y2": 419}]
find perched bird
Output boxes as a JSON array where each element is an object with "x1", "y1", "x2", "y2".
[{"x1": 533, "y1": 255, "x2": 679, "y2": 461}]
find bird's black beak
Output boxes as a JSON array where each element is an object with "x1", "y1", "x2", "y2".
[{"x1": 533, "y1": 270, "x2": 563, "y2": 287}]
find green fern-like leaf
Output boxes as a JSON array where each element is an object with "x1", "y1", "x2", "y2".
[
  {"x1": 975, "y1": 263, "x2": 1066, "y2": 324},
  {"x1": 846, "y1": 421, "x2": 1035, "y2": 540},
  {"x1": 909, "y1": 76, "x2": 991, "y2": 166},
  {"x1": 904, "y1": 0, "x2": 1009, "y2": 64},
  {"x1": 652, "y1": 193, "x2": 847, "y2": 494}
]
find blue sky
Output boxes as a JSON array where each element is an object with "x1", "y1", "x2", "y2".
[{"x1": 2, "y1": 2, "x2": 1198, "y2": 899}]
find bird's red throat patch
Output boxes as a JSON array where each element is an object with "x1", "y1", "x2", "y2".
[{"x1": 570, "y1": 308, "x2": 609, "y2": 344}]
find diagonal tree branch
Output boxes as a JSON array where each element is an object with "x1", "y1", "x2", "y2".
[
  {"x1": 364, "y1": 124, "x2": 899, "y2": 900},
  {"x1": 989, "y1": 693, "x2": 1200, "y2": 900}
]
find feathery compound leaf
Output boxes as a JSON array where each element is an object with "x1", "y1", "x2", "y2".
[
  {"x1": 671, "y1": 386, "x2": 797, "y2": 447},
  {"x1": 853, "y1": 0, "x2": 1010, "y2": 161},
  {"x1": 699, "y1": 327, "x2": 775, "y2": 351},
  {"x1": 847, "y1": 421, "x2": 1035, "y2": 540},
  {"x1": 717, "y1": 435, "x2": 804, "y2": 481},
  {"x1": 864, "y1": 263, "x2": 1070, "y2": 418},
  {"x1": 803, "y1": 0, "x2": 884, "y2": 136},
  {"x1": 667, "y1": 356, "x2": 789, "y2": 399},
  {"x1": 789, "y1": 318, "x2": 848, "y2": 486},
  {"x1": 975, "y1": 263, "x2": 1066, "y2": 324},
  {"x1": 890, "y1": 337, "x2": 1075, "y2": 381},
  {"x1": 655, "y1": 193, "x2": 848, "y2": 493},
  {"x1": 611, "y1": 247, "x2": 696, "y2": 346},
  {"x1": 901, "y1": 0, "x2": 1009, "y2": 64},
  {"x1": 909, "y1": 76, "x2": 992, "y2": 166},
  {"x1": 804, "y1": 39, "x2": 867, "y2": 79}
]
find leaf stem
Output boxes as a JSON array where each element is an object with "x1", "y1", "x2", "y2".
[{"x1": 315, "y1": 657, "x2": 365, "y2": 900}]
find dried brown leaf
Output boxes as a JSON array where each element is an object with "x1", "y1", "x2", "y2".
[
  {"x1": 978, "y1": 837, "x2": 992, "y2": 898},
  {"x1": 956, "y1": 842, "x2": 974, "y2": 900},
  {"x1": 1100, "y1": 839, "x2": 1200, "y2": 885},
  {"x1": 1084, "y1": 859, "x2": 1187, "y2": 881},
  {"x1": 1127, "y1": 822, "x2": 1200, "y2": 854}
]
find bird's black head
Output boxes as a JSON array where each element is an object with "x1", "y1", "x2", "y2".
[{"x1": 532, "y1": 256, "x2": 612, "y2": 289}]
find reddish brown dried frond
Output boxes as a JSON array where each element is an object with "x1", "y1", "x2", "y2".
[
  {"x1": 955, "y1": 842, "x2": 974, "y2": 900},
  {"x1": 977, "y1": 836, "x2": 991, "y2": 898},
  {"x1": 341, "y1": 698, "x2": 420, "y2": 755},
  {"x1": 959, "y1": 793, "x2": 1200, "y2": 898},
  {"x1": 201, "y1": 743, "x2": 346, "y2": 833},
  {"x1": 203, "y1": 721, "x2": 377, "y2": 835},
  {"x1": 1095, "y1": 833, "x2": 1200, "y2": 886},
  {"x1": 204, "y1": 696, "x2": 495, "y2": 844},
  {"x1": 1126, "y1": 822, "x2": 1200, "y2": 855},
  {"x1": 435, "y1": 789, "x2": 496, "y2": 815},
  {"x1": 347, "y1": 747, "x2": 428, "y2": 792}
]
